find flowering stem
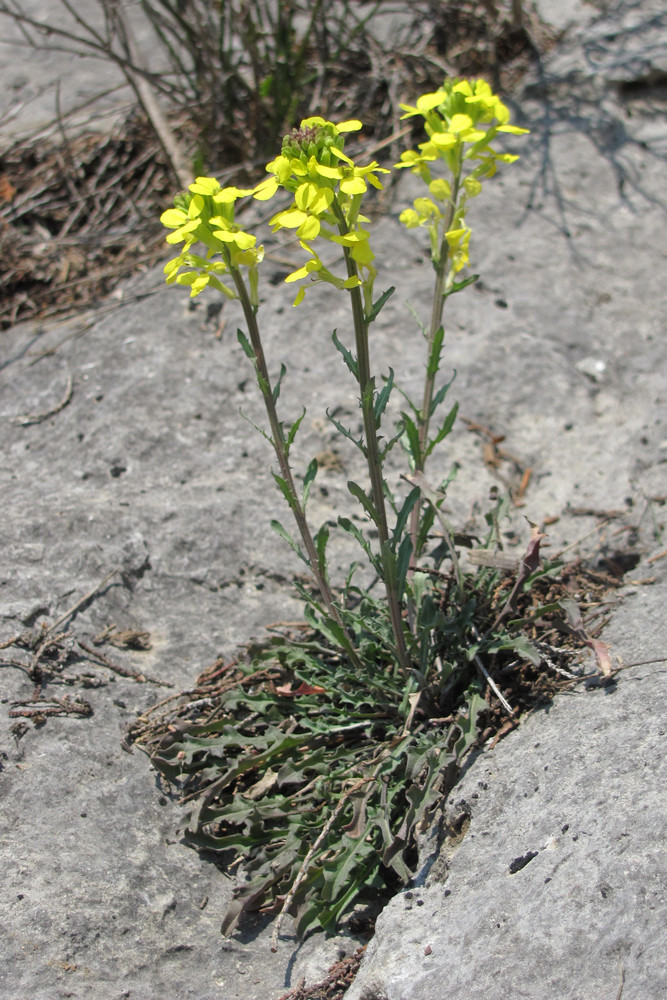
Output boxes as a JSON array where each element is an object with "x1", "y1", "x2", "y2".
[
  {"x1": 224, "y1": 251, "x2": 361, "y2": 666},
  {"x1": 408, "y1": 175, "x2": 460, "y2": 569},
  {"x1": 332, "y1": 199, "x2": 412, "y2": 674}
]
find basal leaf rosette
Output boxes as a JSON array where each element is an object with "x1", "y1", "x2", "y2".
[
  {"x1": 161, "y1": 177, "x2": 263, "y2": 302},
  {"x1": 254, "y1": 116, "x2": 389, "y2": 306}
]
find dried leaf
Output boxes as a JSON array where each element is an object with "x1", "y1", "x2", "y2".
[
  {"x1": 590, "y1": 638, "x2": 613, "y2": 677},
  {"x1": 274, "y1": 681, "x2": 327, "y2": 696},
  {"x1": 0, "y1": 174, "x2": 16, "y2": 203},
  {"x1": 243, "y1": 767, "x2": 279, "y2": 801}
]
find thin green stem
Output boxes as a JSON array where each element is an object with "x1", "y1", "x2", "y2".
[
  {"x1": 225, "y1": 254, "x2": 362, "y2": 668},
  {"x1": 331, "y1": 199, "x2": 411, "y2": 674},
  {"x1": 408, "y1": 174, "x2": 461, "y2": 569}
]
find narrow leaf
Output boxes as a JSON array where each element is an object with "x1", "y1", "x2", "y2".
[
  {"x1": 400, "y1": 412, "x2": 422, "y2": 467},
  {"x1": 425, "y1": 402, "x2": 459, "y2": 457},
  {"x1": 426, "y1": 325, "x2": 445, "y2": 378},
  {"x1": 285, "y1": 407, "x2": 306, "y2": 455},
  {"x1": 429, "y1": 372, "x2": 456, "y2": 417},
  {"x1": 331, "y1": 329, "x2": 358, "y2": 379},
  {"x1": 347, "y1": 480, "x2": 379, "y2": 525},
  {"x1": 237, "y1": 328, "x2": 255, "y2": 360},
  {"x1": 315, "y1": 523, "x2": 329, "y2": 580},
  {"x1": 395, "y1": 534, "x2": 413, "y2": 603},
  {"x1": 444, "y1": 273, "x2": 479, "y2": 297},
  {"x1": 374, "y1": 368, "x2": 394, "y2": 424},
  {"x1": 272, "y1": 472, "x2": 298, "y2": 513},
  {"x1": 302, "y1": 458, "x2": 318, "y2": 506},
  {"x1": 367, "y1": 285, "x2": 395, "y2": 324},
  {"x1": 327, "y1": 410, "x2": 366, "y2": 453},
  {"x1": 270, "y1": 519, "x2": 308, "y2": 564},
  {"x1": 338, "y1": 517, "x2": 379, "y2": 569},
  {"x1": 393, "y1": 486, "x2": 420, "y2": 546},
  {"x1": 272, "y1": 362, "x2": 287, "y2": 403}
]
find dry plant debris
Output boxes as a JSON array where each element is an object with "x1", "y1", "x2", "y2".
[
  {"x1": 0, "y1": 568, "x2": 170, "y2": 736},
  {"x1": 0, "y1": 1, "x2": 546, "y2": 332},
  {"x1": 0, "y1": 110, "x2": 173, "y2": 329}
]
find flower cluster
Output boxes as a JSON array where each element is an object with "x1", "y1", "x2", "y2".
[
  {"x1": 160, "y1": 177, "x2": 263, "y2": 303},
  {"x1": 396, "y1": 79, "x2": 529, "y2": 272},
  {"x1": 253, "y1": 116, "x2": 389, "y2": 306}
]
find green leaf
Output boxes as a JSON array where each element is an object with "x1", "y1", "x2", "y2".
[
  {"x1": 400, "y1": 412, "x2": 422, "y2": 467},
  {"x1": 327, "y1": 410, "x2": 366, "y2": 453},
  {"x1": 415, "y1": 503, "x2": 436, "y2": 559},
  {"x1": 393, "y1": 486, "x2": 420, "y2": 547},
  {"x1": 302, "y1": 457, "x2": 318, "y2": 506},
  {"x1": 272, "y1": 472, "x2": 298, "y2": 513},
  {"x1": 425, "y1": 402, "x2": 459, "y2": 457},
  {"x1": 453, "y1": 684, "x2": 487, "y2": 758},
  {"x1": 272, "y1": 362, "x2": 287, "y2": 403},
  {"x1": 405, "y1": 299, "x2": 426, "y2": 337},
  {"x1": 331, "y1": 329, "x2": 358, "y2": 379},
  {"x1": 429, "y1": 372, "x2": 456, "y2": 417},
  {"x1": 285, "y1": 407, "x2": 306, "y2": 455},
  {"x1": 315, "y1": 523, "x2": 329, "y2": 581},
  {"x1": 426, "y1": 325, "x2": 445, "y2": 378},
  {"x1": 270, "y1": 518, "x2": 308, "y2": 564},
  {"x1": 374, "y1": 368, "x2": 394, "y2": 424},
  {"x1": 338, "y1": 517, "x2": 379, "y2": 570},
  {"x1": 380, "y1": 426, "x2": 405, "y2": 462},
  {"x1": 380, "y1": 539, "x2": 398, "y2": 591},
  {"x1": 444, "y1": 272, "x2": 479, "y2": 297},
  {"x1": 237, "y1": 328, "x2": 255, "y2": 360},
  {"x1": 366, "y1": 285, "x2": 395, "y2": 324},
  {"x1": 395, "y1": 534, "x2": 413, "y2": 603},
  {"x1": 239, "y1": 407, "x2": 272, "y2": 445},
  {"x1": 347, "y1": 480, "x2": 379, "y2": 526}
]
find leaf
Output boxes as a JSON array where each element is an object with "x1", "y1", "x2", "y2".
[
  {"x1": 400, "y1": 412, "x2": 422, "y2": 467},
  {"x1": 347, "y1": 480, "x2": 379, "y2": 526},
  {"x1": 272, "y1": 362, "x2": 287, "y2": 403},
  {"x1": 485, "y1": 633, "x2": 542, "y2": 667},
  {"x1": 331, "y1": 329, "x2": 358, "y2": 379},
  {"x1": 237, "y1": 328, "x2": 255, "y2": 360},
  {"x1": 242, "y1": 767, "x2": 279, "y2": 800},
  {"x1": 426, "y1": 325, "x2": 445, "y2": 378},
  {"x1": 326, "y1": 409, "x2": 366, "y2": 453},
  {"x1": 374, "y1": 368, "x2": 394, "y2": 424},
  {"x1": 367, "y1": 285, "x2": 395, "y2": 324},
  {"x1": 285, "y1": 407, "x2": 306, "y2": 455},
  {"x1": 302, "y1": 458, "x2": 318, "y2": 506},
  {"x1": 395, "y1": 534, "x2": 413, "y2": 604},
  {"x1": 239, "y1": 407, "x2": 272, "y2": 445},
  {"x1": 274, "y1": 681, "x2": 327, "y2": 697},
  {"x1": 338, "y1": 517, "x2": 379, "y2": 569},
  {"x1": 444, "y1": 272, "x2": 479, "y2": 297},
  {"x1": 270, "y1": 518, "x2": 308, "y2": 564},
  {"x1": 315, "y1": 523, "x2": 329, "y2": 581},
  {"x1": 272, "y1": 472, "x2": 299, "y2": 513},
  {"x1": 429, "y1": 373, "x2": 456, "y2": 418},
  {"x1": 393, "y1": 486, "x2": 420, "y2": 546},
  {"x1": 453, "y1": 684, "x2": 487, "y2": 757},
  {"x1": 425, "y1": 402, "x2": 459, "y2": 456},
  {"x1": 591, "y1": 639, "x2": 613, "y2": 677}
]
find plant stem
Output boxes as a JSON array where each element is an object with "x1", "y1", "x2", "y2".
[
  {"x1": 226, "y1": 255, "x2": 360, "y2": 665},
  {"x1": 408, "y1": 175, "x2": 460, "y2": 568},
  {"x1": 332, "y1": 200, "x2": 411, "y2": 674}
]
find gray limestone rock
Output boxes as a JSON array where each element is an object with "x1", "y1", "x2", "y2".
[{"x1": 1, "y1": 1, "x2": 665, "y2": 999}]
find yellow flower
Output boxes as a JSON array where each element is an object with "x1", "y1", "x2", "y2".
[
  {"x1": 445, "y1": 227, "x2": 471, "y2": 273},
  {"x1": 160, "y1": 177, "x2": 263, "y2": 300}
]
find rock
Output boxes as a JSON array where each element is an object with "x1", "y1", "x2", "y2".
[{"x1": 0, "y1": 1, "x2": 666, "y2": 998}]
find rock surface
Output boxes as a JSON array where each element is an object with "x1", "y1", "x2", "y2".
[{"x1": 1, "y1": 2, "x2": 665, "y2": 999}]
